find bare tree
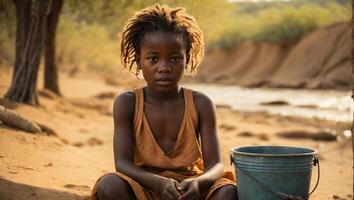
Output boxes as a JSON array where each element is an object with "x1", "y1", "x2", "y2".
[
  {"x1": 351, "y1": 0, "x2": 354, "y2": 194},
  {"x1": 5, "y1": 0, "x2": 50, "y2": 105},
  {"x1": 44, "y1": 0, "x2": 63, "y2": 95}
]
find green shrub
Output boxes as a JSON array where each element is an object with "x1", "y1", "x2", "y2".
[{"x1": 215, "y1": 1, "x2": 351, "y2": 47}]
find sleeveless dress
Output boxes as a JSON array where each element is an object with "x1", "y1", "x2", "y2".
[{"x1": 91, "y1": 87, "x2": 236, "y2": 200}]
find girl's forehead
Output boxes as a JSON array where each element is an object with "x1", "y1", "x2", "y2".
[{"x1": 140, "y1": 31, "x2": 185, "y2": 52}]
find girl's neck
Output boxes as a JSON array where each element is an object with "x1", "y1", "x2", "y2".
[{"x1": 144, "y1": 86, "x2": 182, "y2": 103}]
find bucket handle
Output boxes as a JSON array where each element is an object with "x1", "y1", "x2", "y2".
[{"x1": 230, "y1": 154, "x2": 320, "y2": 200}]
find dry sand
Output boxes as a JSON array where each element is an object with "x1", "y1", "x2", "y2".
[{"x1": 0, "y1": 70, "x2": 352, "y2": 200}]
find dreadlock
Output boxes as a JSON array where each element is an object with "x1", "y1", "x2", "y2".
[{"x1": 120, "y1": 4, "x2": 204, "y2": 76}]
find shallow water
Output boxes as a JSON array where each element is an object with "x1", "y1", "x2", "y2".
[{"x1": 184, "y1": 84, "x2": 353, "y2": 122}]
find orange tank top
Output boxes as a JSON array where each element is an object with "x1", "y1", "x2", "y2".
[{"x1": 132, "y1": 87, "x2": 204, "y2": 180}]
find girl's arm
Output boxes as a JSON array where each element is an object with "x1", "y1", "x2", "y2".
[
  {"x1": 180, "y1": 91, "x2": 224, "y2": 199},
  {"x1": 113, "y1": 92, "x2": 181, "y2": 199}
]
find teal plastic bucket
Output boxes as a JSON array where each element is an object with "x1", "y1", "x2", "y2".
[{"x1": 230, "y1": 146, "x2": 319, "y2": 200}]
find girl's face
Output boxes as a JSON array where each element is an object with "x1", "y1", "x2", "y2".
[{"x1": 137, "y1": 31, "x2": 187, "y2": 92}]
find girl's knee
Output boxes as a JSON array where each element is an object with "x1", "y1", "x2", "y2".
[
  {"x1": 96, "y1": 174, "x2": 135, "y2": 200},
  {"x1": 209, "y1": 185, "x2": 238, "y2": 200}
]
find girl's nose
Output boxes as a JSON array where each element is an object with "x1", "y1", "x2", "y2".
[{"x1": 157, "y1": 60, "x2": 172, "y2": 72}]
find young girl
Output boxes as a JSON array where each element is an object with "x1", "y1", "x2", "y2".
[{"x1": 91, "y1": 4, "x2": 237, "y2": 200}]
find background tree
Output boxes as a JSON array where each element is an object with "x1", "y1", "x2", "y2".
[
  {"x1": 351, "y1": 0, "x2": 353, "y2": 194},
  {"x1": 5, "y1": 0, "x2": 50, "y2": 105},
  {"x1": 44, "y1": 0, "x2": 63, "y2": 95}
]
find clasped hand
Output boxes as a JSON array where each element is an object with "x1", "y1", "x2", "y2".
[
  {"x1": 179, "y1": 178, "x2": 201, "y2": 200},
  {"x1": 158, "y1": 177, "x2": 201, "y2": 200}
]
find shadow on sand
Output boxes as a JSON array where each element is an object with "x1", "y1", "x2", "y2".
[{"x1": 0, "y1": 177, "x2": 89, "y2": 200}]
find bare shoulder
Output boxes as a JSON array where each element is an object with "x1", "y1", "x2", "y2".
[
  {"x1": 113, "y1": 90, "x2": 135, "y2": 117},
  {"x1": 191, "y1": 90, "x2": 215, "y2": 114},
  {"x1": 191, "y1": 90, "x2": 217, "y2": 138}
]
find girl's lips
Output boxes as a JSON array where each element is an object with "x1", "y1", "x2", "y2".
[
  {"x1": 156, "y1": 80, "x2": 173, "y2": 85},
  {"x1": 155, "y1": 78, "x2": 174, "y2": 85},
  {"x1": 156, "y1": 77, "x2": 173, "y2": 82}
]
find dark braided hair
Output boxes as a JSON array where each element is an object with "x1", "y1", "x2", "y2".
[{"x1": 120, "y1": 4, "x2": 204, "y2": 76}]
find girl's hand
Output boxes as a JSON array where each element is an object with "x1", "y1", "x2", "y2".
[
  {"x1": 158, "y1": 178, "x2": 182, "y2": 200},
  {"x1": 178, "y1": 178, "x2": 201, "y2": 200}
]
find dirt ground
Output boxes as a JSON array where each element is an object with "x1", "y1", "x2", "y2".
[{"x1": 0, "y1": 70, "x2": 352, "y2": 200}]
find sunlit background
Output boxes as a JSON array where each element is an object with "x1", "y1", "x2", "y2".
[{"x1": 0, "y1": 0, "x2": 352, "y2": 199}]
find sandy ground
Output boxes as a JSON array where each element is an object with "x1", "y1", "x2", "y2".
[{"x1": 0, "y1": 70, "x2": 352, "y2": 200}]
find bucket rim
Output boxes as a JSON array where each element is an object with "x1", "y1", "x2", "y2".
[{"x1": 231, "y1": 145, "x2": 317, "y2": 157}]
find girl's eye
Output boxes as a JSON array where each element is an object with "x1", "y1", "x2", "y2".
[
  {"x1": 171, "y1": 56, "x2": 182, "y2": 62},
  {"x1": 147, "y1": 57, "x2": 158, "y2": 63}
]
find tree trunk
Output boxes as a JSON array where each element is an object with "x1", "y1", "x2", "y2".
[
  {"x1": 5, "y1": 0, "x2": 50, "y2": 105},
  {"x1": 44, "y1": 0, "x2": 62, "y2": 95},
  {"x1": 351, "y1": 0, "x2": 354, "y2": 194}
]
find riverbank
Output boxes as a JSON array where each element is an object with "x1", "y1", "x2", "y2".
[{"x1": 188, "y1": 22, "x2": 351, "y2": 90}]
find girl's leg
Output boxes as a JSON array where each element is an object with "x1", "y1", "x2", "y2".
[
  {"x1": 208, "y1": 185, "x2": 238, "y2": 200},
  {"x1": 96, "y1": 174, "x2": 137, "y2": 200}
]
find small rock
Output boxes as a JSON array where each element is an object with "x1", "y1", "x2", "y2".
[
  {"x1": 73, "y1": 142, "x2": 84, "y2": 147},
  {"x1": 276, "y1": 130, "x2": 337, "y2": 141},
  {"x1": 216, "y1": 104, "x2": 232, "y2": 109},
  {"x1": 87, "y1": 137, "x2": 103, "y2": 146},
  {"x1": 260, "y1": 100, "x2": 289, "y2": 106},
  {"x1": 44, "y1": 163, "x2": 53, "y2": 167},
  {"x1": 94, "y1": 91, "x2": 116, "y2": 99},
  {"x1": 219, "y1": 124, "x2": 236, "y2": 131},
  {"x1": 238, "y1": 131, "x2": 254, "y2": 137},
  {"x1": 258, "y1": 133, "x2": 270, "y2": 141}
]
